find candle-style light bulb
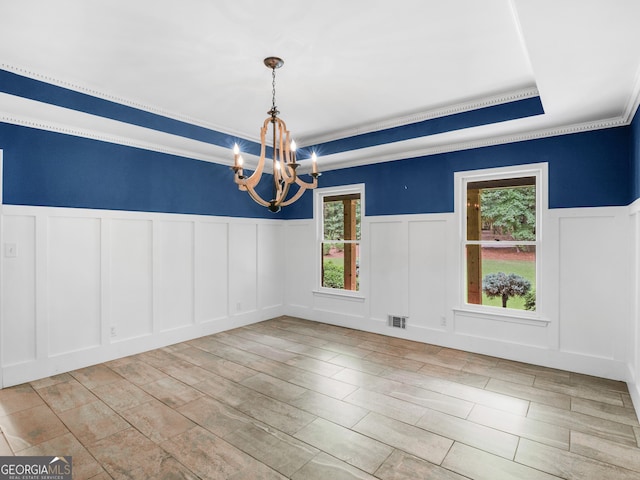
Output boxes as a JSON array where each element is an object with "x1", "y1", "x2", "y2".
[
  {"x1": 311, "y1": 152, "x2": 318, "y2": 174},
  {"x1": 290, "y1": 140, "x2": 297, "y2": 152},
  {"x1": 233, "y1": 143, "x2": 240, "y2": 168}
]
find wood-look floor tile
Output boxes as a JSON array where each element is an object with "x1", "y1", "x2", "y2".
[
  {"x1": 128, "y1": 456, "x2": 200, "y2": 480},
  {"x1": 287, "y1": 369, "x2": 358, "y2": 400},
  {"x1": 0, "y1": 404, "x2": 69, "y2": 452},
  {"x1": 364, "y1": 351, "x2": 425, "y2": 372},
  {"x1": 442, "y1": 442, "x2": 559, "y2": 480},
  {"x1": 570, "y1": 430, "x2": 640, "y2": 473},
  {"x1": 87, "y1": 472, "x2": 112, "y2": 480},
  {"x1": 418, "y1": 362, "x2": 490, "y2": 388},
  {"x1": 289, "y1": 389, "x2": 369, "y2": 428},
  {"x1": 89, "y1": 427, "x2": 175, "y2": 480},
  {"x1": 486, "y1": 378, "x2": 571, "y2": 410},
  {"x1": 29, "y1": 373, "x2": 73, "y2": 390},
  {"x1": 285, "y1": 355, "x2": 345, "y2": 377},
  {"x1": 224, "y1": 421, "x2": 320, "y2": 477},
  {"x1": 328, "y1": 353, "x2": 391, "y2": 375},
  {"x1": 36, "y1": 379, "x2": 98, "y2": 413},
  {"x1": 533, "y1": 377, "x2": 624, "y2": 406},
  {"x1": 0, "y1": 383, "x2": 44, "y2": 415},
  {"x1": 120, "y1": 399, "x2": 195, "y2": 443},
  {"x1": 161, "y1": 425, "x2": 276, "y2": 480},
  {"x1": 333, "y1": 368, "x2": 407, "y2": 394},
  {"x1": 375, "y1": 449, "x2": 468, "y2": 480},
  {"x1": 108, "y1": 361, "x2": 167, "y2": 386},
  {"x1": 384, "y1": 369, "x2": 529, "y2": 415},
  {"x1": 570, "y1": 372, "x2": 628, "y2": 392},
  {"x1": 285, "y1": 343, "x2": 340, "y2": 361},
  {"x1": 91, "y1": 379, "x2": 154, "y2": 412},
  {"x1": 199, "y1": 355, "x2": 258, "y2": 382},
  {"x1": 1, "y1": 317, "x2": 637, "y2": 479},
  {"x1": 21, "y1": 432, "x2": 104, "y2": 479},
  {"x1": 463, "y1": 361, "x2": 536, "y2": 386},
  {"x1": 527, "y1": 402, "x2": 637, "y2": 446},
  {"x1": 468, "y1": 404, "x2": 570, "y2": 450},
  {"x1": 241, "y1": 372, "x2": 307, "y2": 402},
  {"x1": 621, "y1": 392, "x2": 635, "y2": 409},
  {"x1": 194, "y1": 373, "x2": 259, "y2": 407},
  {"x1": 571, "y1": 397, "x2": 640, "y2": 426},
  {"x1": 515, "y1": 438, "x2": 639, "y2": 479},
  {"x1": 320, "y1": 341, "x2": 373, "y2": 359},
  {"x1": 416, "y1": 408, "x2": 519, "y2": 459},
  {"x1": 178, "y1": 395, "x2": 253, "y2": 437},
  {"x1": 354, "y1": 412, "x2": 453, "y2": 465},
  {"x1": 70, "y1": 364, "x2": 123, "y2": 390},
  {"x1": 495, "y1": 359, "x2": 570, "y2": 384},
  {"x1": 58, "y1": 401, "x2": 130, "y2": 445},
  {"x1": 139, "y1": 376, "x2": 203, "y2": 408},
  {"x1": 0, "y1": 432, "x2": 12, "y2": 455},
  {"x1": 190, "y1": 338, "x2": 264, "y2": 366},
  {"x1": 236, "y1": 393, "x2": 316, "y2": 435},
  {"x1": 382, "y1": 383, "x2": 474, "y2": 418},
  {"x1": 290, "y1": 452, "x2": 378, "y2": 480},
  {"x1": 294, "y1": 417, "x2": 393, "y2": 474},
  {"x1": 344, "y1": 388, "x2": 427, "y2": 425},
  {"x1": 169, "y1": 345, "x2": 220, "y2": 365}
]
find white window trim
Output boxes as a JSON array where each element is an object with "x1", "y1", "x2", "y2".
[
  {"x1": 313, "y1": 183, "x2": 366, "y2": 299},
  {"x1": 455, "y1": 163, "x2": 549, "y2": 323}
]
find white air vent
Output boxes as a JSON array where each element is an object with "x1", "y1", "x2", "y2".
[{"x1": 388, "y1": 315, "x2": 407, "y2": 329}]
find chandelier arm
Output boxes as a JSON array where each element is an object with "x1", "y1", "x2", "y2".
[
  {"x1": 238, "y1": 118, "x2": 271, "y2": 190},
  {"x1": 279, "y1": 175, "x2": 318, "y2": 207},
  {"x1": 279, "y1": 182, "x2": 311, "y2": 207},
  {"x1": 273, "y1": 178, "x2": 294, "y2": 208},
  {"x1": 292, "y1": 175, "x2": 318, "y2": 190},
  {"x1": 244, "y1": 184, "x2": 271, "y2": 208}
]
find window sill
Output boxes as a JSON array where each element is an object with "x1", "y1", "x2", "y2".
[
  {"x1": 312, "y1": 289, "x2": 366, "y2": 302},
  {"x1": 453, "y1": 306, "x2": 550, "y2": 327}
]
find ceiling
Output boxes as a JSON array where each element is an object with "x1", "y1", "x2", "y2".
[{"x1": 1, "y1": 0, "x2": 640, "y2": 170}]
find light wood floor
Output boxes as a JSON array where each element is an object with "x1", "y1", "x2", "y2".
[{"x1": 1, "y1": 316, "x2": 639, "y2": 479}]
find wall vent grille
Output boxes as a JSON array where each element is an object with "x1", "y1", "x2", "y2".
[{"x1": 388, "y1": 315, "x2": 407, "y2": 329}]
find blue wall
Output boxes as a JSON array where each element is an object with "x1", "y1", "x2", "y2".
[
  {"x1": 0, "y1": 122, "x2": 632, "y2": 219},
  {"x1": 282, "y1": 126, "x2": 632, "y2": 219},
  {"x1": 1, "y1": 123, "x2": 274, "y2": 218},
  {"x1": 631, "y1": 108, "x2": 640, "y2": 202}
]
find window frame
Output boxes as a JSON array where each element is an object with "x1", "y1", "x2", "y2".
[
  {"x1": 314, "y1": 183, "x2": 366, "y2": 298},
  {"x1": 456, "y1": 163, "x2": 547, "y2": 319}
]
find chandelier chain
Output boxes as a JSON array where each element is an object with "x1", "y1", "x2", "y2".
[{"x1": 271, "y1": 67, "x2": 277, "y2": 113}]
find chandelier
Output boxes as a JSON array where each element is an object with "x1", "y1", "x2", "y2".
[{"x1": 232, "y1": 57, "x2": 319, "y2": 212}]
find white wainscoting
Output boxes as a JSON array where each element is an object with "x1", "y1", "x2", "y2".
[
  {"x1": 284, "y1": 207, "x2": 632, "y2": 382},
  {"x1": 628, "y1": 200, "x2": 640, "y2": 414},
  {"x1": 0, "y1": 205, "x2": 284, "y2": 387}
]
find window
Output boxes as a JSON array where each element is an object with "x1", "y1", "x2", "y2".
[
  {"x1": 315, "y1": 185, "x2": 364, "y2": 293},
  {"x1": 462, "y1": 168, "x2": 541, "y2": 312}
]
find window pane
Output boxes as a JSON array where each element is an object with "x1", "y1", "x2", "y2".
[
  {"x1": 466, "y1": 244, "x2": 535, "y2": 311},
  {"x1": 323, "y1": 197, "x2": 361, "y2": 241},
  {"x1": 322, "y1": 242, "x2": 359, "y2": 291},
  {"x1": 467, "y1": 183, "x2": 536, "y2": 242}
]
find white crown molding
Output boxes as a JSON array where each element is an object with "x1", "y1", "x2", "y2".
[
  {"x1": 0, "y1": 92, "x2": 233, "y2": 166},
  {"x1": 622, "y1": 61, "x2": 640, "y2": 125},
  {"x1": 0, "y1": 63, "x2": 253, "y2": 143},
  {"x1": 0, "y1": 69, "x2": 634, "y2": 176},
  {"x1": 315, "y1": 116, "x2": 628, "y2": 172},
  {"x1": 296, "y1": 87, "x2": 541, "y2": 147}
]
